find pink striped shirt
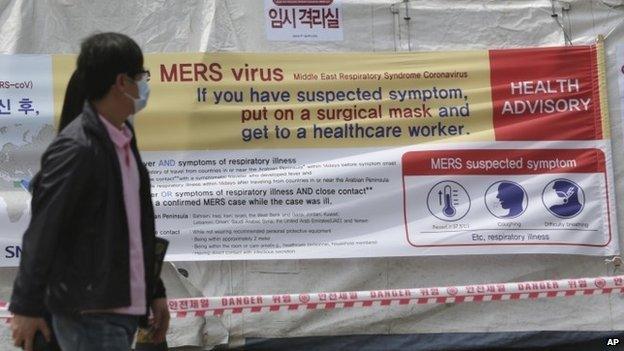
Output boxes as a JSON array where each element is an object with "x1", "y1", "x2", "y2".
[{"x1": 98, "y1": 115, "x2": 146, "y2": 315}]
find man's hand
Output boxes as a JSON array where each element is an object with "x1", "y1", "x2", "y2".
[
  {"x1": 150, "y1": 298, "x2": 170, "y2": 343},
  {"x1": 11, "y1": 315, "x2": 51, "y2": 351}
]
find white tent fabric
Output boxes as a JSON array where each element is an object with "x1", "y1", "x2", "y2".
[{"x1": 1, "y1": 0, "x2": 624, "y2": 349}]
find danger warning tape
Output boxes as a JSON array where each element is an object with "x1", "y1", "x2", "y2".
[
  {"x1": 0, "y1": 275, "x2": 622, "y2": 319},
  {"x1": 164, "y1": 275, "x2": 624, "y2": 317}
]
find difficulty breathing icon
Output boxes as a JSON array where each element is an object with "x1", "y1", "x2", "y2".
[
  {"x1": 547, "y1": 180, "x2": 584, "y2": 218},
  {"x1": 541, "y1": 179, "x2": 585, "y2": 219}
]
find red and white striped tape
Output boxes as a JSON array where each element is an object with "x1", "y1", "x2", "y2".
[
  {"x1": 1, "y1": 275, "x2": 622, "y2": 319},
  {"x1": 164, "y1": 275, "x2": 624, "y2": 318}
]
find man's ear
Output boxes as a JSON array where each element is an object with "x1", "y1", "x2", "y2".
[{"x1": 114, "y1": 73, "x2": 129, "y2": 93}]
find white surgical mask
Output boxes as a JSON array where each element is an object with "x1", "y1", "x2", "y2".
[{"x1": 124, "y1": 75, "x2": 150, "y2": 114}]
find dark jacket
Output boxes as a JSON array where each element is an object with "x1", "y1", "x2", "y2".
[{"x1": 9, "y1": 102, "x2": 166, "y2": 322}]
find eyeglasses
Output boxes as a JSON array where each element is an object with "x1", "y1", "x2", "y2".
[
  {"x1": 129, "y1": 69, "x2": 151, "y2": 82},
  {"x1": 137, "y1": 69, "x2": 151, "y2": 82}
]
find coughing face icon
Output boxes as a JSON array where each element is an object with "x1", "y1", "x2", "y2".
[{"x1": 485, "y1": 181, "x2": 528, "y2": 219}]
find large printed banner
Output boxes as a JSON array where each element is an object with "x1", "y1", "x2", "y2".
[{"x1": 0, "y1": 44, "x2": 618, "y2": 266}]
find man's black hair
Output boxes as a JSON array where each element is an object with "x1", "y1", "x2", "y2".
[
  {"x1": 58, "y1": 69, "x2": 86, "y2": 133},
  {"x1": 77, "y1": 32, "x2": 143, "y2": 101}
]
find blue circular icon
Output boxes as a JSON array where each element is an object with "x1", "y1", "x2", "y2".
[
  {"x1": 542, "y1": 178, "x2": 585, "y2": 219},
  {"x1": 485, "y1": 181, "x2": 528, "y2": 219},
  {"x1": 426, "y1": 180, "x2": 471, "y2": 222}
]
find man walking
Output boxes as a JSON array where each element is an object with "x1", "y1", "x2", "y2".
[{"x1": 9, "y1": 32, "x2": 169, "y2": 351}]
